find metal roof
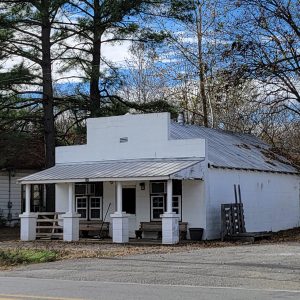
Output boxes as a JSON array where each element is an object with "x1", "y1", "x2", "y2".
[
  {"x1": 170, "y1": 122, "x2": 298, "y2": 174},
  {"x1": 19, "y1": 159, "x2": 203, "y2": 184}
]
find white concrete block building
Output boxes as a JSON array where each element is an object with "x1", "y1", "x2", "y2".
[{"x1": 19, "y1": 113, "x2": 300, "y2": 243}]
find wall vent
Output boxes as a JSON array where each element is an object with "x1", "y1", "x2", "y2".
[{"x1": 120, "y1": 137, "x2": 128, "y2": 143}]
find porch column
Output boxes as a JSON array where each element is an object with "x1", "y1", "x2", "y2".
[
  {"x1": 161, "y1": 179, "x2": 180, "y2": 244},
  {"x1": 19, "y1": 184, "x2": 37, "y2": 241},
  {"x1": 110, "y1": 181, "x2": 129, "y2": 243},
  {"x1": 62, "y1": 183, "x2": 80, "y2": 242}
]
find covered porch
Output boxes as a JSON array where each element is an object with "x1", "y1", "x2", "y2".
[{"x1": 19, "y1": 159, "x2": 205, "y2": 244}]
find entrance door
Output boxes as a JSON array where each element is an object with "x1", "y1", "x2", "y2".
[{"x1": 122, "y1": 188, "x2": 136, "y2": 215}]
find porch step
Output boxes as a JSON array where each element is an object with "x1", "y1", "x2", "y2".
[{"x1": 36, "y1": 226, "x2": 62, "y2": 229}]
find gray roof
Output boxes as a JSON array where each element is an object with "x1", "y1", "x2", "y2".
[
  {"x1": 19, "y1": 159, "x2": 203, "y2": 184},
  {"x1": 170, "y1": 122, "x2": 299, "y2": 174}
]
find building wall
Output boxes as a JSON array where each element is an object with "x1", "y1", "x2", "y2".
[
  {"x1": 206, "y1": 168, "x2": 300, "y2": 239},
  {"x1": 56, "y1": 113, "x2": 205, "y2": 164},
  {"x1": 182, "y1": 180, "x2": 206, "y2": 239},
  {"x1": 0, "y1": 170, "x2": 37, "y2": 225}
]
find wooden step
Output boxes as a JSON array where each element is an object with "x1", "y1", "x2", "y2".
[{"x1": 36, "y1": 226, "x2": 62, "y2": 229}]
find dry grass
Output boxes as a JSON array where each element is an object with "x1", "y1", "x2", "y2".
[{"x1": 1, "y1": 227, "x2": 300, "y2": 270}]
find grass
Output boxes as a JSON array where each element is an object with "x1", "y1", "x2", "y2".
[{"x1": 0, "y1": 249, "x2": 58, "y2": 267}]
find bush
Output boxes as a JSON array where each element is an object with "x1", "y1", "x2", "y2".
[{"x1": 0, "y1": 249, "x2": 58, "y2": 266}]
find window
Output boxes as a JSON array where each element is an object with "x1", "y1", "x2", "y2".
[
  {"x1": 150, "y1": 181, "x2": 182, "y2": 221},
  {"x1": 75, "y1": 183, "x2": 95, "y2": 195},
  {"x1": 76, "y1": 196, "x2": 102, "y2": 220},
  {"x1": 151, "y1": 195, "x2": 164, "y2": 220},
  {"x1": 172, "y1": 196, "x2": 181, "y2": 215},
  {"x1": 151, "y1": 182, "x2": 166, "y2": 194},
  {"x1": 89, "y1": 197, "x2": 102, "y2": 220},
  {"x1": 76, "y1": 197, "x2": 88, "y2": 219},
  {"x1": 21, "y1": 184, "x2": 45, "y2": 213}
]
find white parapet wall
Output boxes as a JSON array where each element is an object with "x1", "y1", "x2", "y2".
[{"x1": 56, "y1": 113, "x2": 205, "y2": 164}]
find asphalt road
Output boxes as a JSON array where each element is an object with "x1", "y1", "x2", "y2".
[{"x1": 0, "y1": 243, "x2": 299, "y2": 300}]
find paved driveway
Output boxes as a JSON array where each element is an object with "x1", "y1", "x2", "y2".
[{"x1": 0, "y1": 243, "x2": 299, "y2": 299}]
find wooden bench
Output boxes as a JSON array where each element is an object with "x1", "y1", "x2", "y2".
[
  {"x1": 138, "y1": 221, "x2": 188, "y2": 240},
  {"x1": 79, "y1": 221, "x2": 110, "y2": 238}
]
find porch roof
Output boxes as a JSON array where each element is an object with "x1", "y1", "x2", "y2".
[{"x1": 19, "y1": 158, "x2": 204, "y2": 184}]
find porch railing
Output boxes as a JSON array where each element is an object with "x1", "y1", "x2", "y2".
[{"x1": 36, "y1": 212, "x2": 63, "y2": 239}]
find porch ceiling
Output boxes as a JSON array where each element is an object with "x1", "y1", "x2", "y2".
[{"x1": 18, "y1": 158, "x2": 204, "y2": 184}]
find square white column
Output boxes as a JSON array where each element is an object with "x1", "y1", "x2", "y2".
[
  {"x1": 161, "y1": 212, "x2": 180, "y2": 244},
  {"x1": 62, "y1": 183, "x2": 80, "y2": 241},
  {"x1": 19, "y1": 213, "x2": 37, "y2": 241},
  {"x1": 110, "y1": 213, "x2": 129, "y2": 243},
  {"x1": 62, "y1": 212, "x2": 80, "y2": 241},
  {"x1": 110, "y1": 181, "x2": 129, "y2": 243},
  {"x1": 19, "y1": 184, "x2": 37, "y2": 241},
  {"x1": 161, "y1": 179, "x2": 180, "y2": 244}
]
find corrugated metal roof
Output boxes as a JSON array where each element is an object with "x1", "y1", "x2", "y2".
[
  {"x1": 170, "y1": 122, "x2": 298, "y2": 174},
  {"x1": 19, "y1": 159, "x2": 203, "y2": 183}
]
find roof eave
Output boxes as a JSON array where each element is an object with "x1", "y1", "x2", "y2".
[{"x1": 209, "y1": 164, "x2": 299, "y2": 175}]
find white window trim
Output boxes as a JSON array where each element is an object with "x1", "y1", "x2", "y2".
[
  {"x1": 172, "y1": 195, "x2": 181, "y2": 216},
  {"x1": 89, "y1": 196, "x2": 103, "y2": 221},
  {"x1": 151, "y1": 195, "x2": 165, "y2": 221},
  {"x1": 150, "y1": 195, "x2": 182, "y2": 221},
  {"x1": 75, "y1": 196, "x2": 88, "y2": 220}
]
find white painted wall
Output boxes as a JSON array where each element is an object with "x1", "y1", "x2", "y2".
[
  {"x1": 55, "y1": 183, "x2": 69, "y2": 213},
  {"x1": 206, "y1": 168, "x2": 300, "y2": 239},
  {"x1": 56, "y1": 113, "x2": 205, "y2": 163},
  {"x1": 182, "y1": 180, "x2": 206, "y2": 239},
  {"x1": 0, "y1": 170, "x2": 37, "y2": 225}
]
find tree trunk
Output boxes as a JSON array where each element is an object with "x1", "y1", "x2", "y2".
[
  {"x1": 195, "y1": 1, "x2": 208, "y2": 127},
  {"x1": 41, "y1": 0, "x2": 55, "y2": 211},
  {"x1": 89, "y1": 0, "x2": 103, "y2": 117}
]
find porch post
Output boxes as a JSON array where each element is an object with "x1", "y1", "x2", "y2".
[
  {"x1": 19, "y1": 184, "x2": 37, "y2": 241},
  {"x1": 25, "y1": 184, "x2": 31, "y2": 213},
  {"x1": 62, "y1": 183, "x2": 80, "y2": 242},
  {"x1": 161, "y1": 179, "x2": 180, "y2": 244},
  {"x1": 116, "y1": 181, "x2": 122, "y2": 214},
  {"x1": 166, "y1": 179, "x2": 173, "y2": 213},
  {"x1": 110, "y1": 181, "x2": 129, "y2": 243}
]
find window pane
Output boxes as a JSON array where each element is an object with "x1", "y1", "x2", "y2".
[
  {"x1": 153, "y1": 209, "x2": 163, "y2": 219},
  {"x1": 77, "y1": 209, "x2": 86, "y2": 219},
  {"x1": 75, "y1": 184, "x2": 86, "y2": 195},
  {"x1": 153, "y1": 197, "x2": 164, "y2": 207},
  {"x1": 173, "y1": 208, "x2": 179, "y2": 214},
  {"x1": 172, "y1": 197, "x2": 179, "y2": 207},
  {"x1": 151, "y1": 182, "x2": 165, "y2": 194},
  {"x1": 77, "y1": 198, "x2": 87, "y2": 208},
  {"x1": 90, "y1": 209, "x2": 100, "y2": 219},
  {"x1": 91, "y1": 198, "x2": 100, "y2": 207}
]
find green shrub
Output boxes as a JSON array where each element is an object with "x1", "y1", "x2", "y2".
[{"x1": 0, "y1": 249, "x2": 58, "y2": 266}]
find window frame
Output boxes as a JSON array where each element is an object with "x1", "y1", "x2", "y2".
[
  {"x1": 75, "y1": 196, "x2": 88, "y2": 220},
  {"x1": 89, "y1": 196, "x2": 103, "y2": 221},
  {"x1": 149, "y1": 181, "x2": 182, "y2": 221},
  {"x1": 150, "y1": 195, "x2": 165, "y2": 221}
]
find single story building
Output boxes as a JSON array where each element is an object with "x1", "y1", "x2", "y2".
[{"x1": 19, "y1": 113, "x2": 300, "y2": 244}]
